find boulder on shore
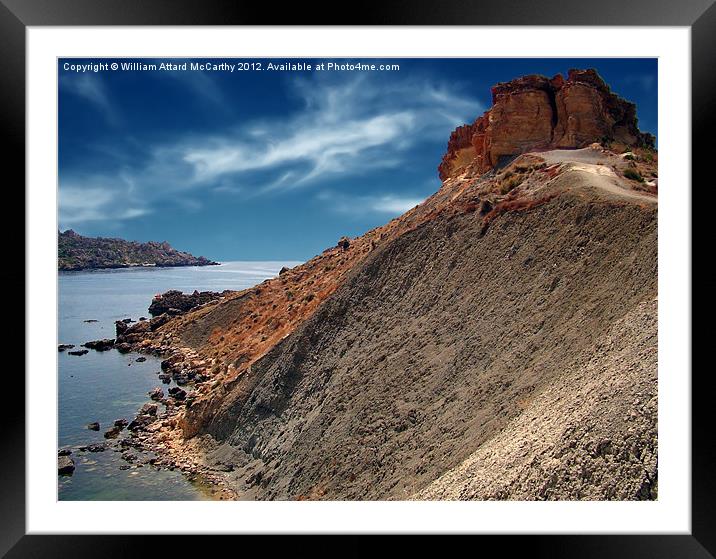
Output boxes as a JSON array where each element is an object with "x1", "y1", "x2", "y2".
[
  {"x1": 87, "y1": 422, "x2": 100, "y2": 431},
  {"x1": 104, "y1": 426, "x2": 121, "y2": 439},
  {"x1": 174, "y1": 374, "x2": 190, "y2": 386},
  {"x1": 149, "y1": 313, "x2": 171, "y2": 331},
  {"x1": 116, "y1": 319, "x2": 151, "y2": 341},
  {"x1": 58, "y1": 455, "x2": 75, "y2": 475},
  {"x1": 168, "y1": 387, "x2": 187, "y2": 401},
  {"x1": 128, "y1": 415, "x2": 152, "y2": 431},
  {"x1": 139, "y1": 403, "x2": 158, "y2": 416},
  {"x1": 115, "y1": 343, "x2": 132, "y2": 354}
]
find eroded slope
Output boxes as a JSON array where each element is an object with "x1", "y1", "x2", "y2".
[
  {"x1": 202, "y1": 192, "x2": 657, "y2": 500},
  {"x1": 417, "y1": 297, "x2": 657, "y2": 500}
]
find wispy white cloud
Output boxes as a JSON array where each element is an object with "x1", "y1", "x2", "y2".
[
  {"x1": 317, "y1": 190, "x2": 425, "y2": 217},
  {"x1": 178, "y1": 74, "x2": 482, "y2": 193},
  {"x1": 60, "y1": 74, "x2": 119, "y2": 126},
  {"x1": 59, "y1": 183, "x2": 150, "y2": 228},
  {"x1": 372, "y1": 196, "x2": 424, "y2": 214},
  {"x1": 183, "y1": 112, "x2": 415, "y2": 187},
  {"x1": 60, "y1": 73, "x2": 482, "y2": 226}
]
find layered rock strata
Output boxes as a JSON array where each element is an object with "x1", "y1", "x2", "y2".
[{"x1": 438, "y1": 69, "x2": 655, "y2": 180}]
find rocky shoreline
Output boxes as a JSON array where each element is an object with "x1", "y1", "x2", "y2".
[{"x1": 59, "y1": 289, "x2": 238, "y2": 499}]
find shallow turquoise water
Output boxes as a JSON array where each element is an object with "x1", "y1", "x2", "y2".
[{"x1": 58, "y1": 261, "x2": 299, "y2": 500}]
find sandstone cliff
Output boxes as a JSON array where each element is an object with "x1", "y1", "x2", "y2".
[{"x1": 438, "y1": 69, "x2": 655, "y2": 180}]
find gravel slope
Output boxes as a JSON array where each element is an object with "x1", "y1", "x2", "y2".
[
  {"x1": 202, "y1": 191, "x2": 657, "y2": 500},
  {"x1": 416, "y1": 297, "x2": 657, "y2": 500}
]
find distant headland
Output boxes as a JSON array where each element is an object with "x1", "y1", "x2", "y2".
[{"x1": 58, "y1": 229, "x2": 218, "y2": 271}]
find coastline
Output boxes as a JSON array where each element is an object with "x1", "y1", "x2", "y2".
[
  {"x1": 59, "y1": 261, "x2": 221, "y2": 273},
  {"x1": 57, "y1": 262, "x2": 300, "y2": 500},
  {"x1": 110, "y1": 327, "x2": 238, "y2": 498},
  {"x1": 58, "y1": 229, "x2": 220, "y2": 272}
]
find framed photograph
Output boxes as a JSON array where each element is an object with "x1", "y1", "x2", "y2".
[{"x1": 8, "y1": 0, "x2": 711, "y2": 555}]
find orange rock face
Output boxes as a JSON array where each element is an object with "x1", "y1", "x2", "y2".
[{"x1": 439, "y1": 69, "x2": 655, "y2": 180}]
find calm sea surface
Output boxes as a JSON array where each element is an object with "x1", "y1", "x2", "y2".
[{"x1": 58, "y1": 261, "x2": 300, "y2": 500}]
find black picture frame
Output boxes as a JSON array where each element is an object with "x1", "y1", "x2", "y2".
[{"x1": 6, "y1": 0, "x2": 711, "y2": 555}]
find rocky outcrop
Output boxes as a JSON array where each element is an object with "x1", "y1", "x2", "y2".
[
  {"x1": 58, "y1": 229, "x2": 219, "y2": 271},
  {"x1": 82, "y1": 339, "x2": 115, "y2": 351},
  {"x1": 114, "y1": 320, "x2": 151, "y2": 346},
  {"x1": 148, "y1": 289, "x2": 229, "y2": 317},
  {"x1": 439, "y1": 69, "x2": 655, "y2": 180}
]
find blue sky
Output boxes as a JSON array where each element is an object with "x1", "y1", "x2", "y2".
[{"x1": 58, "y1": 58, "x2": 657, "y2": 261}]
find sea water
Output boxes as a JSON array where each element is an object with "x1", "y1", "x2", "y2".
[{"x1": 58, "y1": 261, "x2": 299, "y2": 500}]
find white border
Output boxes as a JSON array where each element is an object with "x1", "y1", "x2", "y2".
[{"x1": 27, "y1": 26, "x2": 691, "y2": 534}]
